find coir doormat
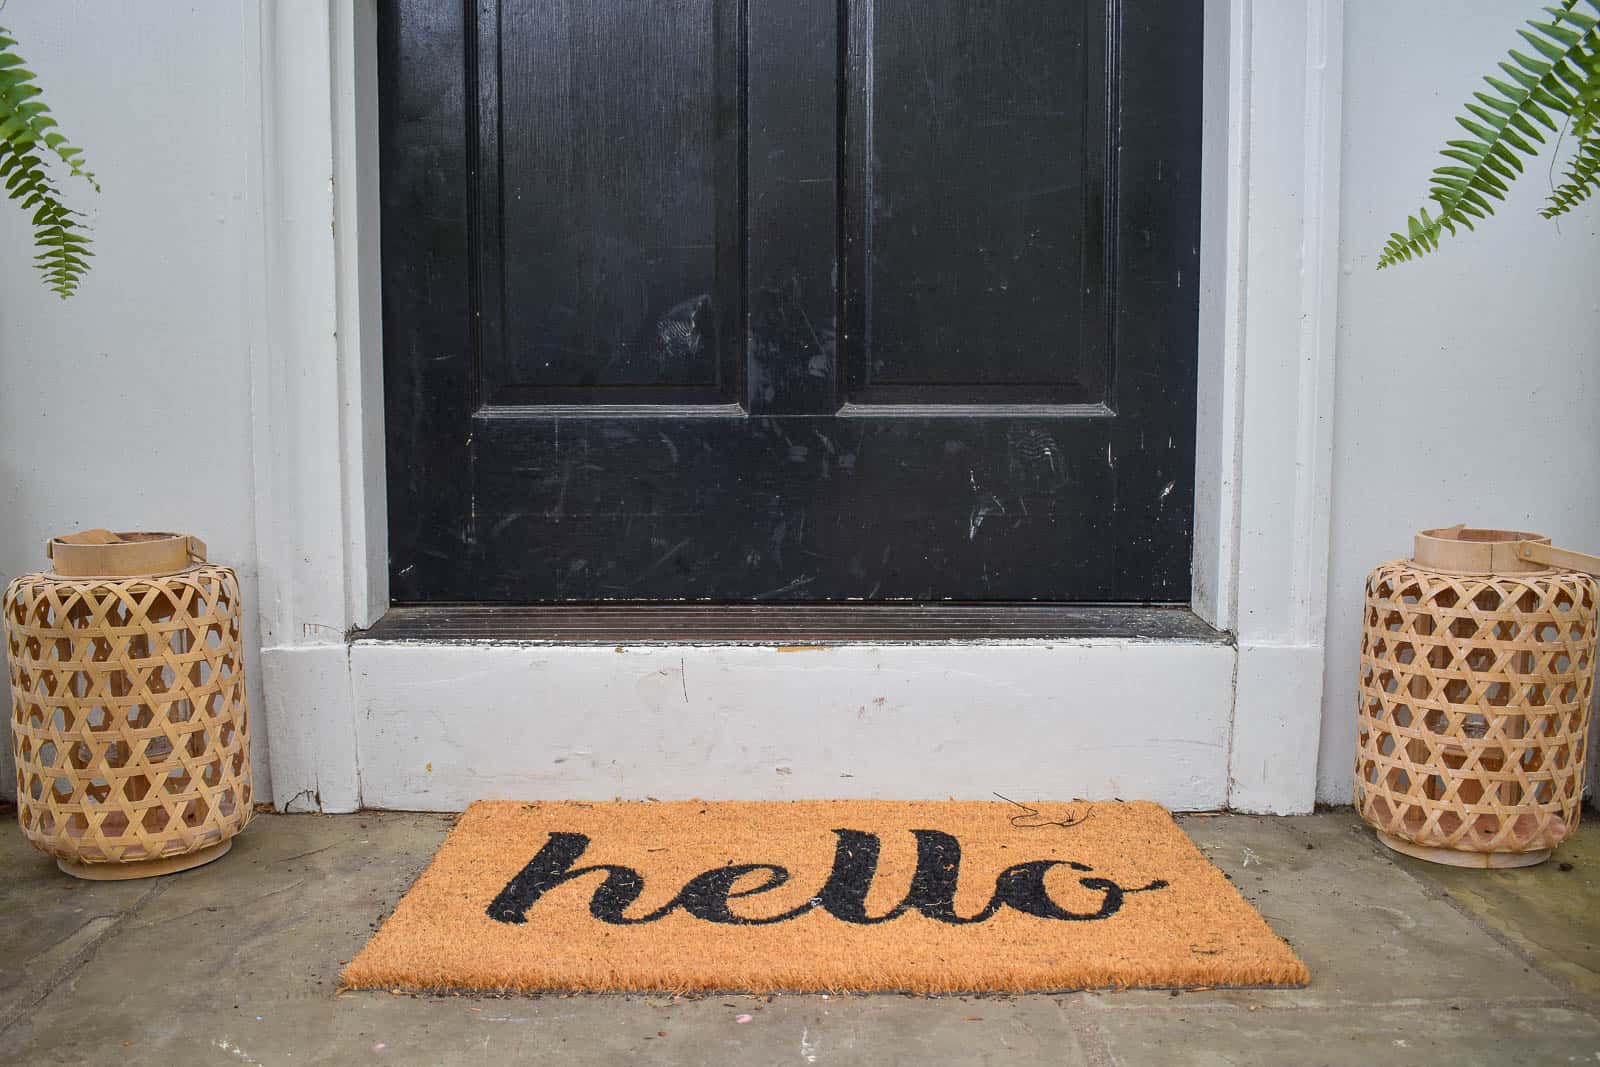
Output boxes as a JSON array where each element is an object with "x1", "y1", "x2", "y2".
[{"x1": 342, "y1": 800, "x2": 1307, "y2": 994}]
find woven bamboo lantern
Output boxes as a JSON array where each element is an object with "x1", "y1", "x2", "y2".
[
  {"x1": 4, "y1": 531, "x2": 253, "y2": 879},
  {"x1": 1356, "y1": 527, "x2": 1600, "y2": 868}
]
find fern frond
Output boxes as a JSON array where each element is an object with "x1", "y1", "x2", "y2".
[
  {"x1": 1378, "y1": 1, "x2": 1600, "y2": 268},
  {"x1": 1543, "y1": 131, "x2": 1600, "y2": 215},
  {"x1": 0, "y1": 26, "x2": 96, "y2": 297},
  {"x1": 1542, "y1": 14, "x2": 1600, "y2": 216}
]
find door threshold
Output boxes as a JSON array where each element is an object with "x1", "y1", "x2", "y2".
[{"x1": 356, "y1": 604, "x2": 1227, "y2": 645}]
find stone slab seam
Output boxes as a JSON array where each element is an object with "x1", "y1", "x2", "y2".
[
  {"x1": 1358, "y1": 829, "x2": 1598, "y2": 1016},
  {"x1": 0, "y1": 877, "x2": 171, "y2": 1039}
]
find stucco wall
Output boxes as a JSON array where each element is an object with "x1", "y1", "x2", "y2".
[
  {"x1": 1318, "y1": 0, "x2": 1600, "y2": 802},
  {"x1": 0, "y1": 4, "x2": 268, "y2": 799}
]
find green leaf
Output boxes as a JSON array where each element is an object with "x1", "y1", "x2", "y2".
[
  {"x1": 1490, "y1": 140, "x2": 1527, "y2": 172},
  {"x1": 1521, "y1": 27, "x2": 1571, "y2": 62},
  {"x1": 1532, "y1": 19, "x2": 1583, "y2": 47},
  {"x1": 1498, "y1": 61, "x2": 1541, "y2": 90},
  {"x1": 1499, "y1": 124, "x2": 1537, "y2": 153},
  {"x1": 0, "y1": 23, "x2": 97, "y2": 295},
  {"x1": 1508, "y1": 48, "x2": 1554, "y2": 76},
  {"x1": 1507, "y1": 111, "x2": 1547, "y2": 140},
  {"x1": 1456, "y1": 116, "x2": 1500, "y2": 141},
  {"x1": 1544, "y1": 131, "x2": 1600, "y2": 216},
  {"x1": 1473, "y1": 90, "x2": 1521, "y2": 117}
]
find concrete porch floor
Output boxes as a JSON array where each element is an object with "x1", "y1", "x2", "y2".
[{"x1": 2, "y1": 807, "x2": 1598, "y2": 1066}]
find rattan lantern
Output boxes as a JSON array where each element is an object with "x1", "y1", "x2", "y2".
[
  {"x1": 1356, "y1": 527, "x2": 1600, "y2": 868},
  {"x1": 5, "y1": 531, "x2": 253, "y2": 879}
]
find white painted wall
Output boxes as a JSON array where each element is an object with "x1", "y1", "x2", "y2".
[
  {"x1": 1317, "y1": 0, "x2": 1600, "y2": 802},
  {"x1": 0, "y1": 4, "x2": 270, "y2": 799},
  {"x1": 0, "y1": 2, "x2": 1595, "y2": 812}
]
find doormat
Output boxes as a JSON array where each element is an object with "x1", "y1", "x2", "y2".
[{"x1": 342, "y1": 800, "x2": 1308, "y2": 994}]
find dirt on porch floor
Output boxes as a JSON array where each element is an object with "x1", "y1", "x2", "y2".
[{"x1": 2, "y1": 806, "x2": 1597, "y2": 1066}]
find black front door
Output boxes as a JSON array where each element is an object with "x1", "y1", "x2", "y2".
[{"x1": 379, "y1": 0, "x2": 1202, "y2": 603}]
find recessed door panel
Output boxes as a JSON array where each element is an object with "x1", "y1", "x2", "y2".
[
  {"x1": 850, "y1": 0, "x2": 1105, "y2": 405},
  {"x1": 486, "y1": 0, "x2": 741, "y2": 404}
]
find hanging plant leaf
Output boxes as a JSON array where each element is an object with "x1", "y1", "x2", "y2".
[
  {"x1": 0, "y1": 27, "x2": 97, "y2": 297},
  {"x1": 1378, "y1": 1, "x2": 1600, "y2": 268}
]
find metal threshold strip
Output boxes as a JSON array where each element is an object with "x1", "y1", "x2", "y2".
[{"x1": 356, "y1": 604, "x2": 1228, "y2": 645}]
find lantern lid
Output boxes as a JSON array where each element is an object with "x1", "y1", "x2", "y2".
[
  {"x1": 1413, "y1": 527, "x2": 1552, "y2": 574},
  {"x1": 47, "y1": 530, "x2": 208, "y2": 578}
]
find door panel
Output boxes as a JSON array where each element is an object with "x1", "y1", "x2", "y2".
[
  {"x1": 380, "y1": 0, "x2": 1203, "y2": 604},
  {"x1": 850, "y1": 0, "x2": 1103, "y2": 403},
  {"x1": 487, "y1": 0, "x2": 741, "y2": 404}
]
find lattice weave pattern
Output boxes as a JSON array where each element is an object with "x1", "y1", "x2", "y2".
[
  {"x1": 1355, "y1": 561, "x2": 1596, "y2": 854},
  {"x1": 5, "y1": 566, "x2": 253, "y2": 864}
]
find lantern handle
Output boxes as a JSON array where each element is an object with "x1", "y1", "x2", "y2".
[
  {"x1": 1517, "y1": 540, "x2": 1600, "y2": 576},
  {"x1": 44, "y1": 531, "x2": 208, "y2": 572}
]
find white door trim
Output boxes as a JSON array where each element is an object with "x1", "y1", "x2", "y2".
[
  {"x1": 248, "y1": 0, "x2": 1343, "y2": 814},
  {"x1": 1215, "y1": 0, "x2": 1345, "y2": 811}
]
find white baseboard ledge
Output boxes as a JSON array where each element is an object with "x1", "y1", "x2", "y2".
[
  {"x1": 345, "y1": 639, "x2": 1239, "y2": 813},
  {"x1": 254, "y1": 637, "x2": 1337, "y2": 816}
]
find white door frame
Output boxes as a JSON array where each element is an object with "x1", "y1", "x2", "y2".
[{"x1": 246, "y1": 0, "x2": 1343, "y2": 814}]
